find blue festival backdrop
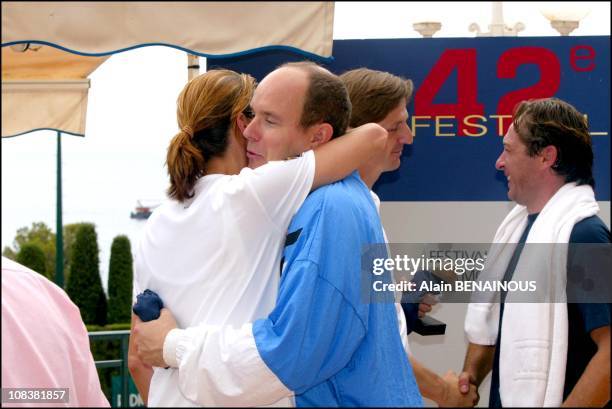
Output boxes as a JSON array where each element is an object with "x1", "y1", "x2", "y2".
[{"x1": 210, "y1": 37, "x2": 610, "y2": 202}]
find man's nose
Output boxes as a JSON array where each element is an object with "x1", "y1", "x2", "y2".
[
  {"x1": 495, "y1": 153, "x2": 504, "y2": 170},
  {"x1": 243, "y1": 118, "x2": 260, "y2": 141},
  {"x1": 400, "y1": 123, "x2": 414, "y2": 145}
]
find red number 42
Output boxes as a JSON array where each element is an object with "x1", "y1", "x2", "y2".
[{"x1": 414, "y1": 47, "x2": 561, "y2": 136}]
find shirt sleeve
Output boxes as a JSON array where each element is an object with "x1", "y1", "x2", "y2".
[
  {"x1": 567, "y1": 216, "x2": 611, "y2": 309},
  {"x1": 163, "y1": 323, "x2": 292, "y2": 407},
  {"x1": 575, "y1": 303, "x2": 611, "y2": 334},
  {"x1": 241, "y1": 150, "x2": 315, "y2": 231}
]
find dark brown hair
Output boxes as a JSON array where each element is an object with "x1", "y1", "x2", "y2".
[
  {"x1": 281, "y1": 61, "x2": 351, "y2": 139},
  {"x1": 166, "y1": 69, "x2": 255, "y2": 202},
  {"x1": 340, "y1": 68, "x2": 414, "y2": 127},
  {"x1": 513, "y1": 97, "x2": 594, "y2": 187}
]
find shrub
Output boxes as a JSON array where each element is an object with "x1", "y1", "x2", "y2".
[
  {"x1": 11, "y1": 222, "x2": 56, "y2": 279},
  {"x1": 107, "y1": 236, "x2": 134, "y2": 324},
  {"x1": 16, "y1": 242, "x2": 50, "y2": 280},
  {"x1": 63, "y1": 222, "x2": 92, "y2": 285},
  {"x1": 65, "y1": 224, "x2": 107, "y2": 325}
]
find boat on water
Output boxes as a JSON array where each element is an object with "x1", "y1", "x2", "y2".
[{"x1": 130, "y1": 200, "x2": 159, "y2": 220}]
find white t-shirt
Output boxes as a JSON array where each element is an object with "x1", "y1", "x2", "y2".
[{"x1": 133, "y1": 150, "x2": 315, "y2": 407}]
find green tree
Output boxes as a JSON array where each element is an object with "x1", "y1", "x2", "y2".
[
  {"x1": 65, "y1": 224, "x2": 107, "y2": 325},
  {"x1": 2, "y1": 246, "x2": 16, "y2": 260},
  {"x1": 63, "y1": 222, "x2": 90, "y2": 284},
  {"x1": 16, "y1": 242, "x2": 50, "y2": 280},
  {"x1": 12, "y1": 222, "x2": 56, "y2": 279},
  {"x1": 107, "y1": 235, "x2": 134, "y2": 324},
  {"x1": 6, "y1": 221, "x2": 97, "y2": 287}
]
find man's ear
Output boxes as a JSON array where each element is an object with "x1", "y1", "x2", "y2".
[
  {"x1": 309, "y1": 123, "x2": 334, "y2": 148},
  {"x1": 541, "y1": 145, "x2": 558, "y2": 169}
]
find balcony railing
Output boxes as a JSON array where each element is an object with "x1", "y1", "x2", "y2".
[{"x1": 89, "y1": 330, "x2": 130, "y2": 407}]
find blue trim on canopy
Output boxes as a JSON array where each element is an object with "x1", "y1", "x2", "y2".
[
  {"x1": 1, "y1": 41, "x2": 334, "y2": 63},
  {"x1": 2, "y1": 128, "x2": 85, "y2": 138}
]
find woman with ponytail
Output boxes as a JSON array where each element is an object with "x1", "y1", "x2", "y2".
[{"x1": 129, "y1": 67, "x2": 389, "y2": 406}]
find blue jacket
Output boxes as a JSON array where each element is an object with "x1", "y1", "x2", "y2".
[{"x1": 253, "y1": 172, "x2": 423, "y2": 407}]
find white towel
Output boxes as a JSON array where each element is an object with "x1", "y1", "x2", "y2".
[{"x1": 465, "y1": 182, "x2": 599, "y2": 406}]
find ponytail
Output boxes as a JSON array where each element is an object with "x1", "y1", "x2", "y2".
[
  {"x1": 165, "y1": 69, "x2": 256, "y2": 202},
  {"x1": 166, "y1": 128, "x2": 206, "y2": 202}
]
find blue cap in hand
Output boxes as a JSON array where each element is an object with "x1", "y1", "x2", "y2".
[{"x1": 132, "y1": 289, "x2": 164, "y2": 322}]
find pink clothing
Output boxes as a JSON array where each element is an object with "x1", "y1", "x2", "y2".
[{"x1": 1, "y1": 257, "x2": 109, "y2": 407}]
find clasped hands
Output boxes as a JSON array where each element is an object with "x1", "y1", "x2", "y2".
[
  {"x1": 132, "y1": 308, "x2": 178, "y2": 368},
  {"x1": 438, "y1": 370, "x2": 479, "y2": 407},
  {"x1": 440, "y1": 370, "x2": 480, "y2": 407}
]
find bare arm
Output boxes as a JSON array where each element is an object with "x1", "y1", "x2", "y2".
[
  {"x1": 128, "y1": 313, "x2": 153, "y2": 405},
  {"x1": 397, "y1": 303, "x2": 476, "y2": 407},
  {"x1": 410, "y1": 357, "x2": 447, "y2": 404},
  {"x1": 459, "y1": 342, "x2": 495, "y2": 393},
  {"x1": 562, "y1": 325, "x2": 610, "y2": 407},
  {"x1": 311, "y1": 123, "x2": 387, "y2": 190}
]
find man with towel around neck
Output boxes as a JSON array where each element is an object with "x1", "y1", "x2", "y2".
[{"x1": 460, "y1": 98, "x2": 611, "y2": 407}]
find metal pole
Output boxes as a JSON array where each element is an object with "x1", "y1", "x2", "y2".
[
  {"x1": 187, "y1": 54, "x2": 200, "y2": 81},
  {"x1": 121, "y1": 335, "x2": 129, "y2": 406},
  {"x1": 55, "y1": 131, "x2": 64, "y2": 287}
]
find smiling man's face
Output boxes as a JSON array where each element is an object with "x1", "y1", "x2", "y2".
[{"x1": 495, "y1": 124, "x2": 542, "y2": 206}]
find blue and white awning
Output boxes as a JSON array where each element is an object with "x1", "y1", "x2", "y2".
[{"x1": 1, "y1": 2, "x2": 335, "y2": 137}]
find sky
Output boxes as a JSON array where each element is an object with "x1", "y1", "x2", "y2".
[{"x1": 2, "y1": 2, "x2": 610, "y2": 290}]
